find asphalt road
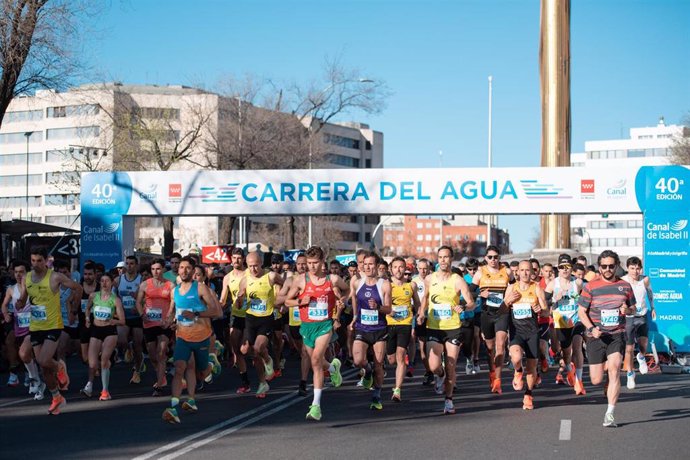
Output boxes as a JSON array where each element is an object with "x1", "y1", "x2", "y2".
[{"x1": 1, "y1": 352, "x2": 689, "y2": 460}]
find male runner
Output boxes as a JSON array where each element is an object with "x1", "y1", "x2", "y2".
[
  {"x1": 387, "y1": 257, "x2": 420, "y2": 402},
  {"x1": 463, "y1": 258, "x2": 481, "y2": 374},
  {"x1": 505, "y1": 260, "x2": 548, "y2": 410},
  {"x1": 351, "y1": 251, "x2": 391, "y2": 410},
  {"x1": 18, "y1": 246, "x2": 82, "y2": 414},
  {"x1": 79, "y1": 263, "x2": 99, "y2": 364},
  {"x1": 622, "y1": 256, "x2": 655, "y2": 389},
  {"x1": 472, "y1": 245, "x2": 512, "y2": 394},
  {"x1": 418, "y1": 246, "x2": 475, "y2": 414},
  {"x1": 220, "y1": 248, "x2": 251, "y2": 393},
  {"x1": 235, "y1": 251, "x2": 283, "y2": 398},
  {"x1": 162, "y1": 256, "x2": 221, "y2": 423},
  {"x1": 115, "y1": 255, "x2": 145, "y2": 384},
  {"x1": 53, "y1": 260, "x2": 80, "y2": 389},
  {"x1": 285, "y1": 246, "x2": 348, "y2": 420},
  {"x1": 269, "y1": 254, "x2": 287, "y2": 377},
  {"x1": 412, "y1": 258, "x2": 434, "y2": 385},
  {"x1": 164, "y1": 252, "x2": 181, "y2": 283},
  {"x1": 137, "y1": 258, "x2": 174, "y2": 395},
  {"x1": 578, "y1": 250, "x2": 635, "y2": 427}
]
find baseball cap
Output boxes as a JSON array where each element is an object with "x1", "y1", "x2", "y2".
[
  {"x1": 116, "y1": 261, "x2": 125, "y2": 268},
  {"x1": 557, "y1": 254, "x2": 572, "y2": 266},
  {"x1": 347, "y1": 261, "x2": 358, "y2": 268}
]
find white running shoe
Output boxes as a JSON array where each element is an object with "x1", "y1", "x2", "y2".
[
  {"x1": 434, "y1": 373, "x2": 445, "y2": 395},
  {"x1": 626, "y1": 372, "x2": 636, "y2": 390},
  {"x1": 465, "y1": 359, "x2": 473, "y2": 375},
  {"x1": 443, "y1": 398, "x2": 456, "y2": 414},
  {"x1": 33, "y1": 382, "x2": 46, "y2": 400},
  {"x1": 28, "y1": 379, "x2": 39, "y2": 395},
  {"x1": 637, "y1": 353, "x2": 648, "y2": 375},
  {"x1": 603, "y1": 412, "x2": 617, "y2": 427},
  {"x1": 473, "y1": 363, "x2": 481, "y2": 374},
  {"x1": 7, "y1": 373, "x2": 19, "y2": 387}
]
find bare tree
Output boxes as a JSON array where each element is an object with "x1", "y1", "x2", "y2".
[
  {"x1": 669, "y1": 113, "x2": 690, "y2": 165},
  {"x1": 0, "y1": 0, "x2": 93, "y2": 129}
]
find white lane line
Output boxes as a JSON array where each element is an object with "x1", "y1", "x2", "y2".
[
  {"x1": 0, "y1": 397, "x2": 35, "y2": 408},
  {"x1": 134, "y1": 367, "x2": 360, "y2": 460},
  {"x1": 559, "y1": 419, "x2": 572, "y2": 441}
]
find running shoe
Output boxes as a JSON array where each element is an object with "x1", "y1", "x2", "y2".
[
  {"x1": 637, "y1": 353, "x2": 649, "y2": 375},
  {"x1": 465, "y1": 359, "x2": 473, "y2": 375},
  {"x1": 370, "y1": 396, "x2": 383, "y2": 410},
  {"x1": 256, "y1": 381, "x2": 269, "y2": 398},
  {"x1": 491, "y1": 378, "x2": 502, "y2": 395},
  {"x1": 236, "y1": 384, "x2": 251, "y2": 394},
  {"x1": 48, "y1": 394, "x2": 66, "y2": 415},
  {"x1": 422, "y1": 371, "x2": 434, "y2": 386},
  {"x1": 298, "y1": 382, "x2": 308, "y2": 396},
  {"x1": 330, "y1": 358, "x2": 342, "y2": 388},
  {"x1": 539, "y1": 357, "x2": 548, "y2": 374},
  {"x1": 209, "y1": 353, "x2": 222, "y2": 376},
  {"x1": 152, "y1": 387, "x2": 164, "y2": 397},
  {"x1": 162, "y1": 407, "x2": 180, "y2": 424},
  {"x1": 306, "y1": 404, "x2": 322, "y2": 421},
  {"x1": 472, "y1": 362, "x2": 480, "y2": 375},
  {"x1": 272, "y1": 369, "x2": 283, "y2": 379},
  {"x1": 603, "y1": 412, "x2": 617, "y2": 428},
  {"x1": 626, "y1": 371, "x2": 636, "y2": 390},
  {"x1": 204, "y1": 373, "x2": 213, "y2": 384},
  {"x1": 81, "y1": 382, "x2": 93, "y2": 398},
  {"x1": 522, "y1": 394, "x2": 534, "y2": 410},
  {"x1": 356, "y1": 376, "x2": 365, "y2": 387},
  {"x1": 139, "y1": 361, "x2": 147, "y2": 373},
  {"x1": 7, "y1": 373, "x2": 19, "y2": 387},
  {"x1": 566, "y1": 365, "x2": 576, "y2": 387},
  {"x1": 33, "y1": 382, "x2": 46, "y2": 400},
  {"x1": 555, "y1": 373, "x2": 565, "y2": 385},
  {"x1": 443, "y1": 398, "x2": 456, "y2": 415},
  {"x1": 512, "y1": 371, "x2": 524, "y2": 391},
  {"x1": 99, "y1": 390, "x2": 111, "y2": 401},
  {"x1": 24, "y1": 374, "x2": 30, "y2": 387},
  {"x1": 182, "y1": 399, "x2": 198, "y2": 412},
  {"x1": 264, "y1": 357, "x2": 275, "y2": 381},
  {"x1": 406, "y1": 365, "x2": 414, "y2": 378},
  {"x1": 28, "y1": 379, "x2": 39, "y2": 394},
  {"x1": 279, "y1": 358, "x2": 286, "y2": 370},
  {"x1": 574, "y1": 378, "x2": 586, "y2": 395},
  {"x1": 391, "y1": 387, "x2": 402, "y2": 402},
  {"x1": 362, "y1": 373, "x2": 374, "y2": 390},
  {"x1": 57, "y1": 360, "x2": 70, "y2": 391},
  {"x1": 124, "y1": 348, "x2": 133, "y2": 364},
  {"x1": 130, "y1": 371, "x2": 141, "y2": 384},
  {"x1": 434, "y1": 373, "x2": 445, "y2": 395}
]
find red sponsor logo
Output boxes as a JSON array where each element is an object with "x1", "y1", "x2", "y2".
[
  {"x1": 202, "y1": 245, "x2": 234, "y2": 264},
  {"x1": 581, "y1": 179, "x2": 595, "y2": 194},
  {"x1": 169, "y1": 183, "x2": 182, "y2": 198}
]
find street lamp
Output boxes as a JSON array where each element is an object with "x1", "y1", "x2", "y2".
[{"x1": 24, "y1": 131, "x2": 33, "y2": 220}]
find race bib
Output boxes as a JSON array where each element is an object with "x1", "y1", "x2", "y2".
[
  {"x1": 249, "y1": 299, "x2": 267, "y2": 314},
  {"x1": 432, "y1": 304, "x2": 452, "y2": 320},
  {"x1": 176, "y1": 309, "x2": 194, "y2": 326},
  {"x1": 146, "y1": 307, "x2": 163, "y2": 322},
  {"x1": 361, "y1": 309, "x2": 379, "y2": 325},
  {"x1": 31, "y1": 305, "x2": 47, "y2": 322},
  {"x1": 122, "y1": 295, "x2": 136, "y2": 310},
  {"x1": 307, "y1": 301, "x2": 329, "y2": 321},
  {"x1": 600, "y1": 309, "x2": 620, "y2": 327},
  {"x1": 486, "y1": 292, "x2": 504, "y2": 308},
  {"x1": 292, "y1": 307, "x2": 301, "y2": 323},
  {"x1": 93, "y1": 306, "x2": 112, "y2": 321},
  {"x1": 16, "y1": 311, "x2": 31, "y2": 328},
  {"x1": 81, "y1": 299, "x2": 89, "y2": 313},
  {"x1": 392, "y1": 305, "x2": 410, "y2": 321},
  {"x1": 7, "y1": 301, "x2": 14, "y2": 314},
  {"x1": 512, "y1": 303, "x2": 533, "y2": 320}
]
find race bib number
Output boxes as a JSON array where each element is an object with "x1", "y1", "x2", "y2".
[
  {"x1": 122, "y1": 295, "x2": 136, "y2": 310},
  {"x1": 600, "y1": 309, "x2": 620, "y2": 327},
  {"x1": 176, "y1": 309, "x2": 194, "y2": 326},
  {"x1": 307, "y1": 301, "x2": 329, "y2": 321},
  {"x1": 486, "y1": 292, "x2": 504, "y2": 308},
  {"x1": 8, "y1": 301, "x2": 14, "y2": 314},
  {"x1": 93, "y1": 306, "x2": 112, "y2": 321},
  {"x1": 16, "y1": 311, "x2": 31, "y2": 328},
  {"x1": 512, "y1": 303, "x2": 533, "y2": 320},
  {"x1": 31, "y1": 305, "x2": 47, "y2": 322},
  {"x1": 81, "y1": 299, "x2": 89, "y2": 313},
  {"x1": 249, "y1": 299, "x2": 267, "y2": 314},
  {"x1": 559, "y1": 297, "x2": 577, "y2": 312},
  {"x1": 392, "y1": 305, "x2": 410, "y2": 321},
  {"x1": 146, "y1": 307, "x2": 163, "y2": 322},
  {"x1": 432, "y1": 304, "x2": 452, "y2": 320},
  {"x1": 292, "y1": 307, "x2": 301, "y2": 323},
  {"x1": 361, "y1": 309, "x2": 379, "y2": 325}
]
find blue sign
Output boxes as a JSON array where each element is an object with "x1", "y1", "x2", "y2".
[{"x1": 335, "y1": 253, "x2": 356, "y2": 265}]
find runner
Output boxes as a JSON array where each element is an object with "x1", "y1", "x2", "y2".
[
  {"x1": 285, "y1": 246, "x2": 349, "y2": 420},
  {"x1": 269, "y1": 254, "x2": 287, "y2": 378},
  {"x1": 115, "y1": 255, "x2": 145, "y2": 384},
  {"x1": 472, "y1": 245, "x2": 512, "y2": 394},
  {"x1": 463, "y1": 258, "x2": 481, "y2": 374},
  {"x1": 219, "y1": 248, "x2": 251, "y2": 394},
  {"x1": 621, "y1": 256, "x2": 655, "y2": 390},
  {"x1": 83, "y1": 273, "x2": 125, "y2": 400},
  {"x1": 1, "y1": 261, "x2": 22, "y2": 387},
  {"x1": 412, "y1": 258, "x2": 434, "y2": 385},
  {"x1": 163, "y1": 252, "x2": 181, "y2": 283},
  {"x1": 578, "y1": 250, "x2": 636, "y2": 428},
  {"x1": 78, "y1": 263, "x2": 99, "y2": 365},
  {"x1": 193, "y1": 264, "x2": 223, "y2": 383},
  {"x1": 136, "y1": 258, "x2": 174, "y2": 396},
  {"x1": 350, "y1": 251, "x2": 391, "y2": 410},
  {"x1": 418, "y1": 246, "x2": 475, "y2": 414},
  {"x1": 54, "y1": 260, "x2": 79, "y2": 389},
  {"x1": 235, "y1": 252, "x2": 283, "y2": 398},
  {"x1": 162, "y1": 256, "x2": 221, "y2": 424},
  {"x1": 505, "y1": 260, "x2": 548, "y2": 410},
  {"x1": 386, "y1": 257, "x2": 421, "y2": 402},
  {"x1": 545, "y1": 254, "x2": 583, "y2": 390},
  {"x1": 18, "y1": 246, "x2": 83, "y2": 414}
]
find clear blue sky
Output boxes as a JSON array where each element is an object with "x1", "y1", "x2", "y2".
[{"x1": 86, "y1": 0, "x2": 689, "y2": 253}]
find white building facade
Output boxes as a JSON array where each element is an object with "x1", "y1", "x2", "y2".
[{"x1": 570, "y1": 118, "x2": 686, "y2": 258}]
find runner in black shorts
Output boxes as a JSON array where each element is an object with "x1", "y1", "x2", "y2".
[
  {"x1": 79, "y1": 263, "x2": 99, "y2": 364},
  {"x1": 411, "y1": 258, "x2": 433, "y2": 385}
]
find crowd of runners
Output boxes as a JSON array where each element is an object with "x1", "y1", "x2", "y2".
[{"x1": 0, "y1": 243, "x2": 655, "y2": 428}]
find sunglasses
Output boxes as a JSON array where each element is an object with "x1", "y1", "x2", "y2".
[
  {"x1": 486, "y1": 255, "x2": 499, "y2": 260},
  {"x1": 558, "y1": 264, "x2": 571, "y2": 270},
  {"x1": 600, "y1": 264, "x2": 617, "y2": 270}
]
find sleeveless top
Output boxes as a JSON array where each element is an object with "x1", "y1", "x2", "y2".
[
  {"x1": 227, "y1": 270, "x2": 247, "y2": 318},
  {"x1": 118, "y1": 273, "x2": 142, "y2": 319},
  {"x1": 510, "y1": 282, "x2": 539, "y2": 336},
  {"x1": 26, "y1": 269, "x2": 62, "y2": 331},
  {"x1": 92, "y1": 291, "x2": 117, "y2": 323},
  {"x1": 552, "y1": 277, "x2": 580, "y2": 329},
  {"x1": 246, "y1": 272, "x2": 275, "y2": 318},
  {"x1": 174, "y1": 281, "x2": 212, "y2": 342},
  {"x1": 355, "y1": 278, "x2": 386, "y2": 332},
  {"x1": 622, "y1": 275, "x2": 649, "y2": 317},
  {"x1": 387, "y1": 281, "x2": 414, "y2": 326},
  {"x1": 427, "y1": 272, "x2": 461, "y2": 331},
  {"x1": 479, "y1": 266, "x2": 510, "y2": 313},
  {"x1": 143, "y1": 278, "x2": 173, "y2": 328},
  {"x1": 299, "y1": 274, "x2": 336, "y2": 323}
]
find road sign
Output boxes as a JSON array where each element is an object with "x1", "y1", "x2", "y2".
[{"x1": 201, "y1": 245, "x2": 234, "y2": 264}]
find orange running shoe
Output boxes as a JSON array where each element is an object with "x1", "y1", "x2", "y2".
[
  {"x1": 565, "y1": 366, "x2": 576, "y2": 387},
  {"x1": 522, "y1": 394, "x2": 534, "y2": 410},
  {"x1": 512, "y1": 371, "x2": 524, "y2": 391},
  {"x1": 99, "y1": 390, "x2": 111, "y2": 401},
  {"x1": 48, "y1": 393, "x2": 66, "y2": 415},
  {"x1": 491, "y1": 378, "x2": 502, "y2": 395},
  {"x1": 57, "y1": 360, "x2": 70, "y2": 391},
  {"x1": 555, "y1": 373, "x2": 565, "y2": 385},
  {"x1": 574, "y1": 378, "x2": 586, "y2": 395},
  {"x1": 489, "y1": 370, "x2": 496, "y2": 387},
  {"x1": 540, "y1": 357, "x2": 548, "y2": 374}
]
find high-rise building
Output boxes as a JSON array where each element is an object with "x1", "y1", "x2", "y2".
[
  {"x1": 0, "y1": 83, "x2": 383, "y2": 253},
  {"x1": 570, "y1": 117, "x2": 687, "y2": 258}
]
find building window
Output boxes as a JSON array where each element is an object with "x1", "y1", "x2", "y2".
[
  {"x1": 425, "y1": 235, "x2": 432, "y2": 241},
  {"x1": 0, "y1": 196, "x2": 41, "y2": 208},
  {"x1": 0, "y1": 131, "x2": 43, "y2": 144},
  {"x1": 0, "y1": 152, "x2": 42, "y2": 166},
  {"x1": 324, "y1": 134, "x2": 360, "y2": 150},
  {"x1": 45, "y1": 194, "x2": 80, "y2": 206},
  {"x1": 46, "y1": 171, "x2": 79, "y2": 184},
  {"x1": 0, "y1": 174, "x2": 42, "y2": 186},
  {"x1": 397, "y1": 234, "x2": 403, "y2": 241},
  {"x1": 46, "y1": 126, "x2": 100, "y2": 140},
  {"x1": 365, "y1": 232, "x2": 371, "y2": 242},
  {"x1": 477, "y1": 234, "x2": 485, "y2": 242},
  {"x1": 425, "y1": 223, "x2": 432, "y2": 229},
  {"x1": 45, "y1": 215, "x2": 80, "y2": 226},
  {"x1": 47, "y1": 104, "x2": 99, "y2": 118},
  {"x1": 325, "y1": 153, "x2": 359, "y2": 168},
  {"x1": 132, "y1": 107, "x2": 180, "y2": 120},
  {"x1": 434, "y1": 234, "x2": 440, "y2": 241},
  {"x1": 365, "y1": 215, "x2": 379, "y2": 224},
  {"x1": 365, "y1": 140, "x2": 372, "y2": 150},
  {"x1": 365, "y1": 159, "x2": 371, "y2": 168},
  {"x1": 341, "y1": 231, "x2": 359, "y2": 242},
  {"x1": 416, "y1": 223, "x2": 423, "y2": 229},
  {"x1": 4, "y1": 109, "x2": 43, "y2": 123},
  {"x1": 417, "y1": 235, "x2": 423, "y2": 241}
]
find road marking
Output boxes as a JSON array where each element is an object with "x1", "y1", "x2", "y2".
[
  {"x1": 133, "y1": 367, "x2": 360, "y2": 460},
  {"x1": 559, "y1": 419, "x2": 572, "y2": 441},
  {"x1": 0, "y1": 397, "x2": 35, "y2": 408}
]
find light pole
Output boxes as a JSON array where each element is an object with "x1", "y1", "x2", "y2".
[
  {"x1": 24, "y1": 131, "x2": 33, "y2": 220},
  {"x1": 438, "y1": 150, "x2": 443, "y2": 245},
  {"x1": 486, "y1": 76, "x2": 493, "y2": 249}
]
